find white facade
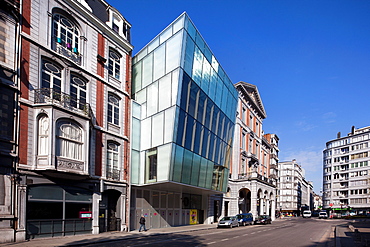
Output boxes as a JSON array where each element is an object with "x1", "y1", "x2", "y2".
[
  {"x1": 226, "y1": 82, "x2": 277, "y2": 221},
  {"x1": 277, "y1": 160, "x2": 313, "y2": 215},
  {"x1": 323, "y1": 126, "x2": 370, "y2": 214}
]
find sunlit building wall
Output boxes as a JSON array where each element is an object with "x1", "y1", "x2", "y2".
[
  {"x1": 130, "y1": 12, "x2": 238, "y2": 229},
  {"x1": 323, "y1": 126, "x2": 370, "y2": 215}
]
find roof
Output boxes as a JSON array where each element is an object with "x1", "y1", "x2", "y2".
[{"x1": 235, "y1": 81, "x2": 266, "y2": 119}]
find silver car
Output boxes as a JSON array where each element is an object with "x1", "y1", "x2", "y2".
[{"x1": 217, "y1": 216, "x2": 239, "y2": 228}]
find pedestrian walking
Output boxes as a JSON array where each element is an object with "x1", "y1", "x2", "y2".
[{"x1": 139, "y1": 214, "x2": 148, "y2": 232}]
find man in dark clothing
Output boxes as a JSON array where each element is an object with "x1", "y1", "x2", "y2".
[{"x1": 139, "y1": 214, "x2": 147, "y2": 232}]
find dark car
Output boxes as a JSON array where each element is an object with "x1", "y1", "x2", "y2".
[
  {"x1": 254, "y1": 215, "x2": 272, "y2": 225},
  {"x1": 236, "y1": 213, "x2": 253, "y2": 226}
]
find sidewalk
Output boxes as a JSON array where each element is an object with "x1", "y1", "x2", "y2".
[
  {"x1": 0, "y1": 223, "x2": 218, "y2": 247},
  {"x1": 336, "y1": 218, "x2": 370, "y2": 247}
]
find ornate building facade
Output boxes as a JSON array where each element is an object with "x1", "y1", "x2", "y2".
[
  {"x1": 226, "y1": 82, "x2": 277, "y2": 221},
  {"x1": 10, "y1": 0, "x2": 132, "y2": 242}
]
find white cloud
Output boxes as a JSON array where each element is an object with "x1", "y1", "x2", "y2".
[{"x1": 295, "y1": 120, "x2": 316, "y2": 132}]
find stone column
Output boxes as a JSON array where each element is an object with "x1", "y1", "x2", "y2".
[
  {"x1": 250, "y1": 182, "x2": 258, "y2": 219},
  {"x1": 92, "y1": 192, "x2": 101, "y2": 234},
  {"x1": 15, "y1": 184, "x2": 27, "y2": 242}
]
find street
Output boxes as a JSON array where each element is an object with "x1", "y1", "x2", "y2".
[{"x1": 81, "y1": 217, "x2": 345, "y2": 247}]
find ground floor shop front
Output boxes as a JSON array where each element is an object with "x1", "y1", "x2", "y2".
[{"x1": 16, "y1": 172, "x2": 129, "y2": 240}]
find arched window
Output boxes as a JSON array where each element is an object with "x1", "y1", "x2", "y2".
[
  {"x1": 41, "y1": 59, "x2": 62, "y2": 99},
  {"x1": 108, "y1": 50, "x2": 122, "y2": 80},
  {"x1": 70, "y1": 74, "x2": 87, "y2": 110},
  {"x1": 107, "y1": 141, "x2": 120, "y2": 180},
  {"x1": 38, "y1": 115, "x2": 49, "y2": 155},
  {"x1": 56, "y1": 120, "x2": 83, "y2": 161},
  {"x1": 108, "y1": 94, "x2": 120, "y2": 125},
  {"x1": 53, "y1": 14, "x2": 80, "y2": 53}
]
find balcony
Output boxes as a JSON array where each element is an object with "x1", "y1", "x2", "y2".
[
  {"x1": 34, "y1": 88, "x2": 90, "y2": 117},
  {"x1": 107, "y1": 170, "x2": 121, "y2": 180},
  {"x1": 53, "y1": 38, "x2": 82, "y2": 65}
]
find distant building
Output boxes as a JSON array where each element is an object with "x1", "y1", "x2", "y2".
[
  {"x1": 323, "y1": 126, "x2": 370, "y2": 215},
  {"x1": 226, "y1": 82, "x2": 278, "y2": 221},
  {"x1": 130, "y1": 12, "x2": 238, "y2": 229},
  {"x1": 277, "y1": 160, "x2": 313, "y2": 215},
  {"x1": 313, "y1": 192, "x2": 323, "y2": 211}
]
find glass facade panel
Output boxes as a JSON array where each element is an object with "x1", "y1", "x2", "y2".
[
  {"x1": 164, "y1": 107, "x2": 175, "y2": 143},
  {"x1": 142, "y1": 53, "x2": 153, "y2": 88},
  {"x1": 181, "y1": 149, "x2": 193, "y2": 184},
  {"x1": 165, "y1": 31, "x2": 183, "y2": 74},
  {"x1": 148, "y1": 36, "x2": 159, "y2": 53},
  {"x1": 184, "y1": 115, "x2": 195, "y2": 150},
  {"x1": 152, "y1": 112, "x2": 164, "y2": 147},
  {"x1": 192, "y1": 47, "x2": 203, "y2": 85},
  {"x1": 153, "y1": 43, "x2": 165, "y2": 81},
  {"x1": 173, "y1": 14, "x2": 185, "y2": 34},
  {"x1": 183, "y1": 34, "x2": 195, "y2": 76},
  {"x1": 158, "y1": 73, "x2": 171, "y2": 111},
  {"x1": 205, "y1": 160, "x2": 213, "y2": 189},
  {"x1": 132, "y1": 61, "x2": 142, "y2": 94},
  {"x1": 190, "y1": 154, "x2": 201, "y2": 186},
  {"x1": 157, "y1": 144, "x2": 171, "y2": 181},
  {"x1": 131, "y1": 150, "x2": 140, "y2": 184},
  {"x1": 147, "y1": 81, "x2": 158, "y2": 116},
  {"x1": 141, "y1": 118, "x2": 151, "y2": 150},
  {"x1": 173, "y1": 145, "x2": 184, "y2": 182},
  {"x1": 201, "y1": 59, "x2": 210, "y2": 94},
  {"x1": 160, "y1": 27, "x2": 172, "y2": 44}
]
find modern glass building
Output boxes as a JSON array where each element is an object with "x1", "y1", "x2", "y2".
[{"x1": 130, "y1": 12, "x2": 238, "y2": 229}]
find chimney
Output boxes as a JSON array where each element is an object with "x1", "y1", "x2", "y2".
[
  {"x1": 337, "y1": 132, "x2": 341, "y2": 138},
  {"x1": 351, "y1": 126, "x2": 355, "y2": 135}
]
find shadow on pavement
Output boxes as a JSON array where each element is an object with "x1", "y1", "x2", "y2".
[{"x1": 62, "y1": 232, "x2": 207, "y2": 247}]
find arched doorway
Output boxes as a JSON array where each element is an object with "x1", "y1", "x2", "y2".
[{"x1": 238, "y1": 188, "x2": 251, "y2": 213}]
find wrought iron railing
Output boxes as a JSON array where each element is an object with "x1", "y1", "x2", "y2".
[
  {"x1": 53, "y1": 38, "x2": 82, "y2": 65},
  {"x1": 106, "y1": 169, "x2": 120, "y2": 180},
  {"x1": 34, "y1": 88, "x2": 90, "y2": 117}
]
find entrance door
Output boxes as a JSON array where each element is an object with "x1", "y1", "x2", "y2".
[{"x1": 99, "y1": 190, "x2": 121, "y2": 232}]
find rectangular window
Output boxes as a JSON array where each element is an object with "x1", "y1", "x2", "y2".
[{"x1": 146, "y1": 148, "x2": 157, "y2": 182}]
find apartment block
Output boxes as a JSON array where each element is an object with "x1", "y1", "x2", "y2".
[
  {"x1": 323, "y1": 126, "x2": 370, "y2": 215},
  {"x1": 277, "y1": 159, "x2": 313, "y2": 215}
]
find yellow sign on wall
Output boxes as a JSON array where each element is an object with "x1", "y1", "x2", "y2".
[{"x1": 190, "y1": 209, "x2": 198, "y2": 225}]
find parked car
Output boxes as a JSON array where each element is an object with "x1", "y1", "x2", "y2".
[
  {"x1": 254, "y1": 215, "x2": 272, "y2": 225},
  {"x1": 217, "y1": 216, "x2": 239, "y2": 228},
  {"x1": 236, "y1": 213, "x2": 253, "y2": 226},
  {"x1": 319, "y1": 211, "x2": 328, "y2": 219},
  {"x1": 302, "y1": 210, "x2": 312, "y2": 218}
]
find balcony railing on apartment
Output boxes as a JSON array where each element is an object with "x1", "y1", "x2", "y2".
[
  {"x1": 53, "y1": 38, "x2": 82, "y2": 65},
  {"x1": 34, "y1": 88, "x2": 90, "y2": 117},
  {"x1": 106, "y1": 169, "x2": 120, "y2": 180},
  {"x1": 237, "y1": 173, "x2": 276, "y2": 186}
]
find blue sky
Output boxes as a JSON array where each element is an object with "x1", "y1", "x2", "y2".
[{"x1": 107, "y1": 0, "x2": 370, "y2": 193}]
